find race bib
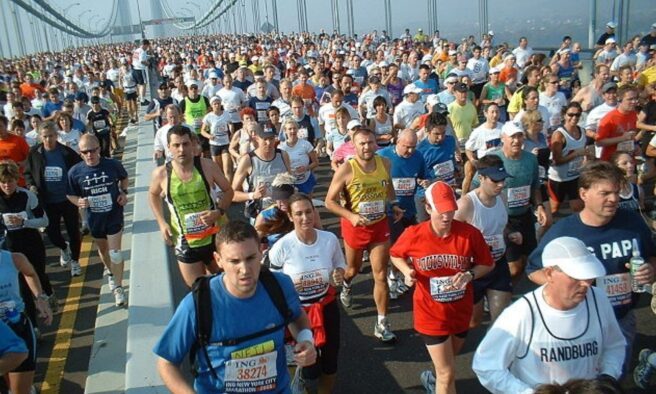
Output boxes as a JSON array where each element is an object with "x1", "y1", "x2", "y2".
[
  {"x1": 298, "y1": 128, "x2": 309, "y2": 140},
  {"x1": 616, "y1": 140, "x2": 634, "y2": 152},
  {"x1": 2, "y1": 212, "x2": 27, "y2": 231},
  {"x1": 224, "y1": 351, "x2": 278, "y2": 392},
  {"x1": 598, "y1": 273, "x2": 632, "y2": 307},
  {"x1": 212, "y1": 122, "x2": 230, "y2": 145},
  {"x1": 484, "y1": 234, "x2": 506, "y2": 261},
  {"x1": 293, "y1": 269, "x2": 329, "y2": 298},
  {"x1": 429, "y1": 276, "x2": 466, "y2": 303},
  {"x1": 567, "y1": 156, "x2": 584, "y2": 178},
  {"x1": 433, "y1": 160, "x2": 455, "y2": 181},
  {"x1": 93, "y1": 119, "x2": 107, "y2": 129},
  {"x1": 44, "y1": 166, "x2": 63, "y2": 182},
  {"x1": 193, "y1": 118, "x2": 203, "y2": 131},
  {"x1": 507, "y1": 185, "x2": 530, "y2": 209},
  {"x1": 88, "y1": 193, "x2": 113, "y2": 212},
  {"x1": 184, "y1": 212, "x2": 211, "y2": 236},
  {"x1": 392, "y1": 177, "x2": 416, "y2": 197},
  {"x1": 358, "y1": 200, "x2": 385, "y2": 221}
]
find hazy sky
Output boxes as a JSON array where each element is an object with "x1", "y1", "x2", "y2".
[{"x1": 1, "y1": 0, "x2": 655, "y2": 57}]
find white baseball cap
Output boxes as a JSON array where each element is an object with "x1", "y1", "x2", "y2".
[
  {"x1": 347, "y1": 120, "x2": 361, "y2": 131},
  {"x1": 186, "y1": 79, "x2": 200, "y2": 88},
  {"x1": 542, "y1": 237, "x2": 606, "y2": 280},
  {"x1": 403, "y1": 84, "x2": 423, "y2": 95},
  {"x1": 501, "y1": 121, "x2": 524, "y2": 136},
  {"x1": 210, "y1": 96, "x2": 221, "y2": 104},
  {"x1": 606, "y1": 21, "x2": 617, "y2": 29},
  {"x1": 426, "y1": 94, "x2": 440, "y2": 107}
]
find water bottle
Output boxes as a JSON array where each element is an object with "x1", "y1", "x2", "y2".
[{"x1": 630, "y1": 240, "x2": 647, "y2": 293}]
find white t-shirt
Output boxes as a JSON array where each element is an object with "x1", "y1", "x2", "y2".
[
  {"x1": 465, "y1": 121, "x2": 503, "y2": 158},
  {"x1": 58, "y1": 129, "x2": 84, "y2": 152},
  {"x1": 539, "y1": 91, "x2": 568, "y2": 128},
  {"x1": 202, "y1": 112, "x2": 230, "y2": 146},
  {"x1": 279, "y1": 139, "x2": 314, "y2": 184},
  {"x1": 269, "y1": 230, "x2": 346, "y2": 302},
  {"x1": 318, "y1": 103, "x2": 359, "y2": 136},
  {"x1": 132, "y1": 47, "x2": 148, "y2": 70},
  {"x1": 393, "y1": 99, "x2": 425, "y2": 129},
  {"x1": 217, "y1": 87, "x2": 247, "y2": 123},
  {"x1": 512, "y1": 46, "x2": 533, "y2": 68}
]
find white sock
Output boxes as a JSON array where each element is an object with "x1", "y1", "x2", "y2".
[{"x1": 377, "y1": 315, "x2": 386, "y2": 324}]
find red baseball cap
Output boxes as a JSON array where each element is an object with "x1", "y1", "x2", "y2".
[{"x1": 425, "y1": 181, "x2": 458, "y2": 213}]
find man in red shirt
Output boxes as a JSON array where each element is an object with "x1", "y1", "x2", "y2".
[
  {"x1": 390, "y1": 181, "x2": 493, "y2": 394},
  {"x1": 596, "y1": 85, "x2": 640, "y2": 161},
  {"x1": 19, "y1": 74, "x2": 45, "y2": 101},
  {"x1": 0, "y1": 116, "x2": 29, "y2": 186}
]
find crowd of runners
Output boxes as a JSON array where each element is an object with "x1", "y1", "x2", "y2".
[{"x1": 1, "y1": 19, "x2": 656, "y2": 394}]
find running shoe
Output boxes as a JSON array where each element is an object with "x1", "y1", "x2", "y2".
[
  {"x1": 114, "y1": 286, "x2": 126, "y2": 307},
  {"x1": 420, "y1": 370, "x2": 436, "y2": 394},
  {"x1": 340, "y1": 284, "x2": 352, "y2": 308},
  {"x1": 120, "y1": 126, "x2": 129, "y2": 137},
  {"x1": 107, "y1": 273, "x2": 117, "y2": 292},
  {"x1": 634, "y1": 348, "x2": 655, "y2": 389},
  {"x1": 388, "y1": 276, "x2": 399, "y2": 300},
  {"x1": 140, "y1": 99, "x2": 150, "y2": 106},
  {"x1": 70, "y1": 261, "x2": 82, "y2": 277},
  {"x1": 374, "y1": 318, "x2": 397, "y2": 343},
  {"x1": 60, "y1": 242, "x2": 72, "y2": 267}
]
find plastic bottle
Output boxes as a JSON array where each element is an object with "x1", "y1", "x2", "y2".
[{"x1": 630, "y1": 239, "x2": 647, "y2": 293}]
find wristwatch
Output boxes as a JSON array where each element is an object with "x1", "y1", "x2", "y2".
[{"x1": 466, "y1": 269, "x2": 475, "y2": 280}]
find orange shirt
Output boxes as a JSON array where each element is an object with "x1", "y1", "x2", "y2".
[
  {"x1": 19, "y1": 82, "x2": 44, "y2": 100},
  {"x1": 0, "y1": 133, "x2": 30, "y2": 186},
  {"x1": 292, "y1": 83, "x2": 316, "y2": 101},
  {"x1": 596, "y1": 108, "x2": 638, "y2": 161}
]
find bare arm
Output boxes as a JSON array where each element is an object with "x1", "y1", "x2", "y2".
[
  {"x1": 148, "y1": 167, "x2": 173, "y2": 246},
  {"x1": 550, "y1": 131, "x2": 585, "y2": 165},
  {"x1": 13, "y1": 252, "x2": 52, "y2": 325},
  {"x1": 453, "y1": 194, "x2": 474, "y2": 224},
  {"x1": 157, "y1": 358, "x2": 195, "y2": 394},
  {"x1": 231, "y1": 155, "x2": 255, "y2": 203},
  {"x1": 203, "y1": 158, "x2": 234, "y2": 211},
  {"x1": 637, "y1": 111, "x2": 656, "y2": 133},
  {"x1": 324, "y1": 162, "x2": 359, "y2": 223}
]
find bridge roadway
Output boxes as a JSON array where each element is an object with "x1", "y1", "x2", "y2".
[{"x1": 26, "y1": 83, "x2": 656, "y2": 394}]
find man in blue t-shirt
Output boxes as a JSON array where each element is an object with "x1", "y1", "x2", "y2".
[
  {"x1": 415, "y1": 112, "x2": 458, "y2": 221},
  {"x1": 413, "y1": 65, "x2": 439, "y2": 104},
  {"x1": 154, "y1": 221, "x2": 316, "y2": 393},
  {"x1": 527, "y1": 160, "x2": 655, "y2": 373},
  {"x1": 67, "y1": 134, "x2": 129, "y2": 307}
]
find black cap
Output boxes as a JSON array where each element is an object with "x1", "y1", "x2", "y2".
[
  {"x1": 159, "y1": 82, "x2": 169, "y2": 89},
  {"x1": 368, "y1": 75, "x2": 381, "y2": 84},
  {"x1": 454, "y1": 82, "x2": 468, "y2": 93},
  {"x1": 256, "y1": 122, "x2": 277, "y2": 138}
]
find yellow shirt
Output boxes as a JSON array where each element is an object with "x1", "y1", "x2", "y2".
[
  {"x1": 448, "y1": 101, "x2": 478, "y2": 142},
  {"x1": 345, "y1": 155, "x2": 389, "y2": 224},
  {"x1": 637, "y1": 66, "x2": 656, "y2": 88}
]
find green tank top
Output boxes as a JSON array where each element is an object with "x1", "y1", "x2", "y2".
[
  {"x1": 166, "y1": 157, "x2": 216, "y2": 248},
  {"x1": 184, "y1": 96, "x2": 208, "y2": 133},
  {"x1": 484, "y1": 82, "x2": 506, "y2": 101}
]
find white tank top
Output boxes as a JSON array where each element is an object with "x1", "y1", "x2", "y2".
[
  {"x1": 548, "y1": 126, "x2": 587, "y2": 182},
  {"x1": 511, "y1": 287, "x2": 605, "y2": 386},
  {"x1": 468, "y1": 190, "x2": 507, "y2": 261}
]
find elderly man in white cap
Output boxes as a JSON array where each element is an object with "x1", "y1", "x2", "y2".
[
  {"x1": 596, "y1": 21, "x2": 618, "y2": 49},
  {"x1": 394, "y1": 84, "x2": 426, "y2": 131},
  {"x1": 473, "y1": 236, "x2": 626, "y2": 394}
]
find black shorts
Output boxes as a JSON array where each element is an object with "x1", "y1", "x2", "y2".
[
  {"x1": 302, "y1": 299, "x2": 340, "y2": 379},
  {"x1": 505, "y1": 210, "x2": 537, "y2": 262},
  {"x1": 210, "y1": 144, "x2": 230, "y2": 156},
  {"x1": 89, "y1": 208, "x2": 124, "y2": 239},
  {"x1": 8, "y1": 314, "x2": 37, "y2": 372},
  {"x1": 133, "y1": 69, "x2": 145, "y2": 85},
  {"x1": 547, "y1": 178, "x2": 580, "y2": 204},
  {"x1": 125, "y1": 91, "x2": 138, "y2": 101},
  {"x1": 473, "y1": 256, "x2": 512, "y2": 303},
  {"x1": 420, "y1": 330, "x2": 468, "y2": 346},
  {"x1": 175, "y1": 236, "x2": 215, "y2": 265}
]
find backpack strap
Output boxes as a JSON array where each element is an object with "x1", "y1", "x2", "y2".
[
  {"x1": 259, "y1": 266, "x2": 294, "y2": 325},
  {"x1": 191, "y1": 275, "x2": 219, "y2": 380}
]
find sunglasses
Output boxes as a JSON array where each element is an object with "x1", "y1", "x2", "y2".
[
  {"x1": 80, "y1": 147, "x2": 99, "y2": 154},
  {"x1": 548, "y1": 81, "x2": 559, "y2": 84},
  {"x1": 566, "y1": 113, "x2": 581, "y2": 118}
]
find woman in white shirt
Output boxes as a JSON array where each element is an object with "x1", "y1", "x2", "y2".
[
  {"x1": 269, "y1": 193, "x2": 345, "y2": 394},
  {"x1": 278, "y1": 118, "x2": 318, "y2": 196}
]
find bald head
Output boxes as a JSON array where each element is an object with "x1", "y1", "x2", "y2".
[{"x1": 395, "y1": 129, "x2": 418, "y2": 158}]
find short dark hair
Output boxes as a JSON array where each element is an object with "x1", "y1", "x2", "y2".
[
  {"x1": 215, "y1": 221, "x2": 259, "y2": 251},
  {"x1": 373, "y1": 96, "x2": 387, "y2": 109},
  {"x1": 578, "y1": 161, "x2": 624, "y2": 191},
  {"x1": 426, "y1": 112, "x2": 447, "y2": 129},
  {"x1": 166, "y1": 124, "x2": 193, "y2": 144}
]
